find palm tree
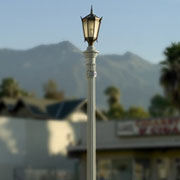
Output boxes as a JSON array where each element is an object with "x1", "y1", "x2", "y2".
[
  {"x1": 104, "y1": 86, "x2": 125, "y2": 119},
  {"x1": 104, "y1": 86, "x2": 120, "y2": 106},
  {"x1": 160, "y1": 42, "x2": 180, "y2": 112}
]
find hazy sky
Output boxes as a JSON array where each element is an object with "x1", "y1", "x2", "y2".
[{"x1": 0, "y1": 0, "x2": 180, "y2": 63}]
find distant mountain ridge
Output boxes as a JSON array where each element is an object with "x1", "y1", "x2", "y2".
[{"x1": 0, "y1": 41, "x2": 162, "y2": 109}]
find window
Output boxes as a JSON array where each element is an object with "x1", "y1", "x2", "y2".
[
  {"x1": 175, "y1": 158, "x2": 180, "y2": 180},
  {"x1": 112, "y1": 159, "x2": 132, "y2": 180},
  {"x1": 156, "y1": 158, "x2": 170, "y2": 180},
  {"x1": 97, "y1": 158, "x2": 132, "y2": 180},
  {"x1": 134, "y1": 159, "x2": 151, "y2": 180},
  {"x1": 97, "y1": 159, "x2": 112, "y2": 180}
]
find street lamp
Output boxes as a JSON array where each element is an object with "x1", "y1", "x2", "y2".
[{"x1": 81, "y1": 6, "x2": 102, "y2": 180}]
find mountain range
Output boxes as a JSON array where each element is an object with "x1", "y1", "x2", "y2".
[{"x1": 0, "y1": 41, "x2": 162, "y2": 109}]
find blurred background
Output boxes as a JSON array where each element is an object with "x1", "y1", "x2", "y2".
[{"x1": 0, "y1": 0, "x2": 180, "y2": 180}]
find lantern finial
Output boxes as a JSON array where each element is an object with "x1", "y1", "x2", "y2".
[{"x1": 90, "y1": 5, "x2": 93, "y2": 14}]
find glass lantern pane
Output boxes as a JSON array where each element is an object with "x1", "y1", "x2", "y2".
[
  {"x1": 83, "y1": 19, "x2": 88, "y2": 38},
  {"x1": 88, "y1": 20, "x2": 95, "y2": 38},
  {"x1": 94, "y1": 18, "x2": 100, "y2": 40}
]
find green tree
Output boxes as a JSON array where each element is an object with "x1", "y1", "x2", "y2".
[
  {"x1": 160, "y1": 42, "x2": 180, "y2": 112},
  {"x1": 104, "y1": 86, "x2": 125, "y2": 119},
  {"x1": 149, "y1": 94, "x2": 174, "y2": 117},
  {"x1": 44, "y1": 79, "x2": 64, "y2": 101},
  {"x1": 0, "y1": 77, "x2": 20, "y2": 98},
  {"x1": 126, "y1": 106, "x2": 149, "y2": 119},
  {"x1": 0, "y1": 77, "x2": 33, "y2": 98}
]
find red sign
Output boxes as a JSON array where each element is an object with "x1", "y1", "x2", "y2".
[
  {"x1": 117, "y1": 118, "x2": 180, "y2": 136},
  {"x1": 136, "y1": 118, "x2": 180, "y2": 135}
]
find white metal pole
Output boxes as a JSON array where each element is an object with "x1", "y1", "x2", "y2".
[{"x1": 83, "y1": 45, "x2": 99, "y2": 180}]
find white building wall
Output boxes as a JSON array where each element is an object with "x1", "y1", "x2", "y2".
[
  {"x1": 0, "y1": 117, "x2": 84, "y2": 180},
  {"x1": 68, "y1": 111, "x2": 87, "y2": 122}
]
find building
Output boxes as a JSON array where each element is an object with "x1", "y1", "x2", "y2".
[
  {"x1": 0, "y1": 116, "x2": 84, "y2": 180},
  {"x1": 0, "y1": 98, "x2": 106, "y2": 180},
  {"x1": 2, "y1": 98, "x2": 180, "y2": 180},
  {"x1": 68, "y1": 119, "x2": 180, "y2": 180}
]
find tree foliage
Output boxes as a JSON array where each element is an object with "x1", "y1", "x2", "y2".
[
  {"x1": 104, "y1": 86, "x2": 149, "y2": 120},
  {"x1": 105, "y1": 86, "x2": 120, "y2": 106},
  {"x1": 44, "y1": 80, "x2": 64, "y2": 101},
  {"x1": 104, "y1": 86, "x2": 125, "y2": 119},
  {"x1": 0, "y1": 77, "x2": 33, "y2": 98},
  {"x1": 149, "y1": 94, "x2": 174, "y2": 117},
  {"x1": 126, "y1": 106, "x2": 149, "y2": 119},
  {"x1": 160, "y1": 42, "x2": 180, "y2": 112}
]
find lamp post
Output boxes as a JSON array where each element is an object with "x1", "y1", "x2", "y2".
[{"x1": 81, "y1": 7, "x2": 102, "y2": 180}]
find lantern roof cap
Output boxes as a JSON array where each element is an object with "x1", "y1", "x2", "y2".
[{"x1": 82, "y1": 6, "x2": 101, "y2": 20}]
